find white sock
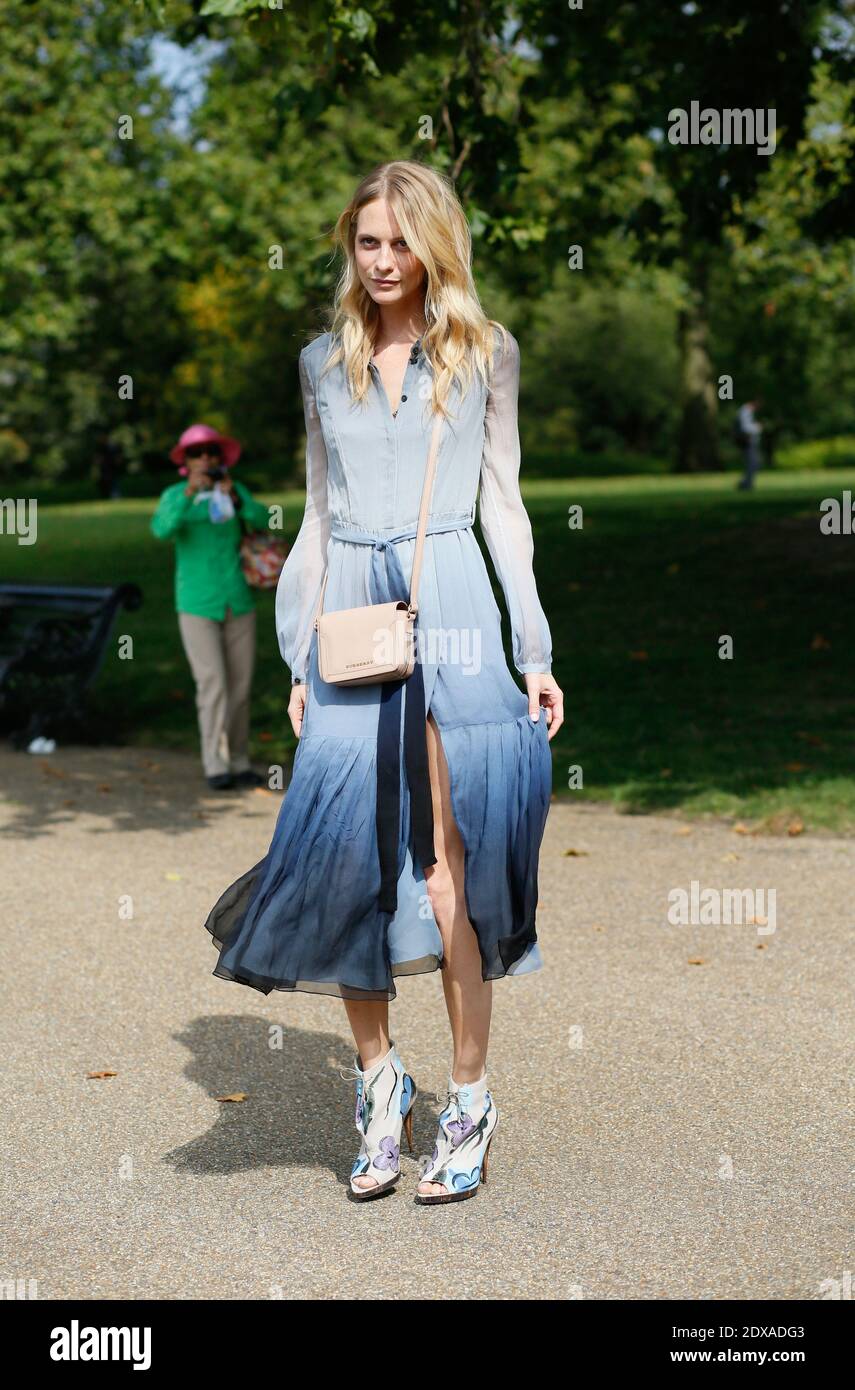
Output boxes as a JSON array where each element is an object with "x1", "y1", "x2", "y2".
[{"x1": 449, "y1": 1070, "x2": 488, "y2": 1113}]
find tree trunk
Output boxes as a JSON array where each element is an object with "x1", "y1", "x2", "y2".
[{"x1": 676, "y1": 269, "x2": 720, "y2": 472}]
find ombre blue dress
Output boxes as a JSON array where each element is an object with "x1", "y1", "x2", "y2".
[{"x1": 204, "y1": 325, "x2": 553, "y2": 1000}]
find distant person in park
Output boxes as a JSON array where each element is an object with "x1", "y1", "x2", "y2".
[
  {"x1": 736, "y1": 398, "x2": 764, "y2": 490},
  {"x1": 151, "y1": 424, "x2": 273, "y2": 791},
  {"x1": 202, "y1": 160, "x2": 564, "y2": 1207}
]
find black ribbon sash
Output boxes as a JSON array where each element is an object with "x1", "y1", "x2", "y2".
[{"x1": 361, "y1": 536, "x2": 436, "y2": 912}]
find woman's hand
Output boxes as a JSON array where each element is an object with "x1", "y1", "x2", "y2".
[
  {"x1": 288, "y1": 683, "x2": 308, "y2": 739},
  {"x1": 184, "y1": 459, "x2": 210, "y2": 495},
  {"x1": 524, "y1": 672, "x2": 564, "y2": 742}
]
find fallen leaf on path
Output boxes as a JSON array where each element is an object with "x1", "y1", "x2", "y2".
[
  {"x1": 687, "y1": 957, "x2": 706, "y2": 966},
  {"x1": 165, "y1": 872, "x2": 181, "y2": 881},
  {"x1": 86, "y1": 1070, "x2": 118, "y2": 1080},
  {"x1": 563, "y1": 848, "x2": 589, "y2": 856},
  {"x1": 216, "y1": 1093, "x2": 249, "y2": 1103}
]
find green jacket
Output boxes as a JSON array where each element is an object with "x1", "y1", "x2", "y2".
[{"x1": 151, "y1": 479, "x2": 273, "y2": 619}]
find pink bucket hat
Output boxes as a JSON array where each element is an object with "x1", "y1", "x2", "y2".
[{"x1": 170, "y1": 423, "x2": 241, "y2": 472}]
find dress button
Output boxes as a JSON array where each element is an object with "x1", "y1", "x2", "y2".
[{"x1": 400, "y1": 394, "x2": 407, "y2": 402}]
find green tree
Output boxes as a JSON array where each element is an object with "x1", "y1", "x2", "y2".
[
  {"x1": 527, "y1": 0, "x2": 854, "y2": 470},
  {"x1": 0, "y1": 0, "x2": 187, "y2": 481}
]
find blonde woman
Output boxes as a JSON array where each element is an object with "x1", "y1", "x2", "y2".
[{"x1": 204, "y1": 161, "x2": 564, "y2": 1204}]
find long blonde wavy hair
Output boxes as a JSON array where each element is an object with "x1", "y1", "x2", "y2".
[{"x1": 314, "y1": 161, "x2": 507, "y2": 418}]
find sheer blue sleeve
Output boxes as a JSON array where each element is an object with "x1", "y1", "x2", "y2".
[{"x1": 478, "y1": 330, "x2": 552, "y2": 675}]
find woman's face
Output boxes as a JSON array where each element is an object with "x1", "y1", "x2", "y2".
[{"x1": 354, "y1": 199, "x2": 426, "y2": 310}]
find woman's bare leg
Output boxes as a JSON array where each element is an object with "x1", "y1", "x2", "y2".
[
  {"x1": 417, "y1": 710, "x2": 492, "y2": 1196},
  {"x1": 342, "y1": 1000, "x2": 390, "y2": 1189}
]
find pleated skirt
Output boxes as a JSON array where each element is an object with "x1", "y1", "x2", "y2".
[{"x1": 203, "y1": 522, "x2": 553, "y2": 1000}]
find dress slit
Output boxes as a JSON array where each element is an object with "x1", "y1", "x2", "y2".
[
  {"x1": 421, "y1": 678, "x2": 547, "y2": 984},
  {"x1": 422, "y1": 706, "x2": 487, "y2": 973}
]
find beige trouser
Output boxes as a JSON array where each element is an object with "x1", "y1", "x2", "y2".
[{"x1": 178, "y1": 607, "x2": 256, "y2": 777}]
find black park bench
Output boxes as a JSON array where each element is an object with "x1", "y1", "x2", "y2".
[{"x1": 0, "y1": 582, "x2": 143, "y2": 748}]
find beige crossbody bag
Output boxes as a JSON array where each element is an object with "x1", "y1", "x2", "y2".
[{"x1": 312, "y1": 413, "x2": 444, "y2": 687}]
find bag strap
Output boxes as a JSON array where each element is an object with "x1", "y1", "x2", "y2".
[
  {"x1": 407, "y1": 410, "x2": 444, "y2": 612},
  {"x1": 312, "y1": 410, "x2": 443, "y2": 624}
]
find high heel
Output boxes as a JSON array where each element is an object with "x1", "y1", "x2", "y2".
[
  {"x1": 339, "y1": 1040, "x2": 418, "y2": 1202},
  {"x1": 402, "y1": 1103, "x2": 415, "y2": 1154},
  {"x1": 414, "y1": 1071, "x2": 498, "y2": 1205},
  {"x1": 481, "y1": 1133, "x2": 493, "y2": 1184}
]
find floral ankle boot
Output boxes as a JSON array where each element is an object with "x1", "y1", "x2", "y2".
[
  {"x1": 339, "y1": 1041, "x2": 417, "y2": 1201},
  {"x1": 414, "y1": 1071, "x2": 498, "y2": 1204}
]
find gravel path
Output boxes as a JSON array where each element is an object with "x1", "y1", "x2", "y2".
[{"x1": 1, "y1": 743, "x2": 851, "y2": 1300}]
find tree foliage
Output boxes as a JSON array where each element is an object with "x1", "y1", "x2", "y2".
[{"x1": 1, "y1": 0, "x2": 853, "y2": 486}]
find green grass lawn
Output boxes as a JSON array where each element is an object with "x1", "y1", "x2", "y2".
[{"x1": 3, "y1": 465, "x2": 855, "y2": 832}]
